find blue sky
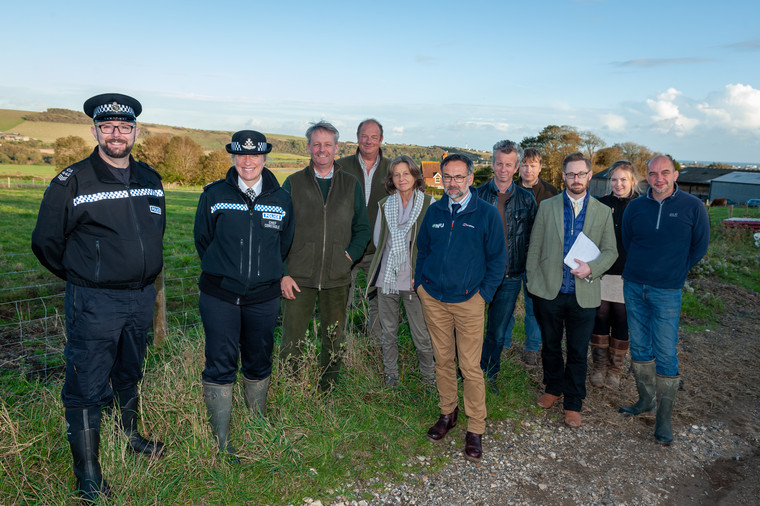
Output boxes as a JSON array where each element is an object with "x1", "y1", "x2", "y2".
[{"x1": 3, "y1": 0, "x2": 759, "y2": 163}]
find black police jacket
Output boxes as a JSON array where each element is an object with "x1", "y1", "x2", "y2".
[
  {"x1": 31, "y1": 148, "x2": 165, "y2": 289},
  {"x1": 476, "y1": 178, "x2": 537, "y2": 277},
  {"x1": 194, "y1": 167, "x2": 294, "y2": 304}
]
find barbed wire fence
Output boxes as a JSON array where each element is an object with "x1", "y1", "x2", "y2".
[{"x1": 0, "y1": 240, "x2": 202, "y2": 382}]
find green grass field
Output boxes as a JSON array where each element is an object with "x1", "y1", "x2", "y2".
[
  {"x1": 0, "y1": 185, "x2": 539, "y2": 504},
  {"x1": 0, "y1": 163, "x2": 57, "y2": 177},
  {"x1": 0, "y1": 109, "x2": 30, "y2": 131}
]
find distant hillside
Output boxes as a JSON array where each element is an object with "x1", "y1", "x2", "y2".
[{"x1": 0, "y1": 107, "x2": 491, "y2": 166}]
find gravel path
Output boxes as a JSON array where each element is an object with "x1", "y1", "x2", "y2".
[{"x1": 326, "y1": 280, "x2": 760, "y2": 505}]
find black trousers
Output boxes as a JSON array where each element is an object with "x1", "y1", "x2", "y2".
[
  {"x1": 62, "y1": 282, "x2": 156, "y2": 408},
  {"x1": 532, "y1": 292, "x2": 597, "y2": 412},
  {"x1": 199, "y1": 292, "x2": 279, "y2": 384}
]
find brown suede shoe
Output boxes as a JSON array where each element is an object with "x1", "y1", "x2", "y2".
[
  {"x1": 564, "y1": 410, "x2": 581, "y2": 429},
  {"x1": 537, "y1": 392, "x2": 561, "y2": 409},
  {"x1": 426, "y1": 407, "x2": 458, "y2": 441},
  {"x1": 463, "y1": 431, "x2": 482, "y2": 462}
]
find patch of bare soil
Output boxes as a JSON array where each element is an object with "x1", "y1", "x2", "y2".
[{"x1": 355, "y1": 279, "x2": 760, "y2": 505}]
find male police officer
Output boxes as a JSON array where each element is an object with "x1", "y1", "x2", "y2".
[{"x1": 32, "y1": 93, "x2": 165, "y2": 500}]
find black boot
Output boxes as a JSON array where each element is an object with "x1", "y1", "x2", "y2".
[
  {"x1": 115, "y1": 387, "x2": 166, "y2": 458},
  {"x1": 66, "y1": 407, "x2": 111, "y2": 502}
]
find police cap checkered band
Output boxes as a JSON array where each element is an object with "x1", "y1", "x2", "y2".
[
  {"x1": 83, "y1": 93, "x2": 142, "y2": 120},
  {"x1": 226, "y1": 130, "x2": 273, "y2": 155}
]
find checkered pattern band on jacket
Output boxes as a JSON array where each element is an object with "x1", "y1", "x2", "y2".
[
  {"x1": 254, "y1": 204, "x2": 286, "y2": 215},
  {"x1": 72, "y1": 188, "x2": 164, "y2": 207},
  {"x1": 210, "y1": 202, "x2": 248, "y2": 214}
]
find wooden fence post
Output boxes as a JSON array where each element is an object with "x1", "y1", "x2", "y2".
[{"x1": 153, "y1": 267, "x2": 167, "y2": 345}]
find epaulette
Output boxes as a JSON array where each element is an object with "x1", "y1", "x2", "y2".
[
  {"x1": 51, "y1": 164, "x2": 83, "y2": 186},
  {"x1": 203, "y1": 179, "x2": 225, "y2": 191}
]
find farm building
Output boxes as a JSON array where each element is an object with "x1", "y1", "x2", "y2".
[
  {"x1": 708, "y1": 172, "x2": 760, "y2": 204},
  {"x1": 421, "y1": 160, "x2": 443, "y2": 189},
  {"x1": 672, "y1": 166, "x2": 734, "y2": 201}
]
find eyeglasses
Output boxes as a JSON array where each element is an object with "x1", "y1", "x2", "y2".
[
  {"x1": 564, "y1": 170, "x2": 589, "y2": 180},
  {"x1": 442, "y1": 174, "x2": 468, "y2": 183},
  {"x1": 96, "y1": 123, "x2": 135, "y2": 134}
]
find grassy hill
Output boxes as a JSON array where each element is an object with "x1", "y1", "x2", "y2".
[
  {"x1": 0, "y1": 108, "x2": 489, "y2": 165},
  {"x1": 0, "y1": 109, "x2": 30, "y2": 131}
]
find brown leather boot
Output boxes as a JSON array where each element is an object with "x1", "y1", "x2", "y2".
[
  {"x1": 605, "y1": 338, "x2": 629, "y2": 389},
  {"x1": 589, "y1": 334, "x2": 609, "y2": 387}
]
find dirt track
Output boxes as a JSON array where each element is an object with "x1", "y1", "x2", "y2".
[{"x1": 352, "y1": 279, "x2": 760, "y2": 505}]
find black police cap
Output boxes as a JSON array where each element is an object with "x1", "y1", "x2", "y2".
[
  {"x1": 83, "y1": 93, "x2": 142, "y2": 121},
  {"x1": 226, "y1": 130, "x2": 273, "y2": 155}
]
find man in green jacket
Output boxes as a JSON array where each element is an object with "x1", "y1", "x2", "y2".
[
  {"x1": 527, "y1": 153, "x2": 617, "y2": 429},
  {"x1": 337, "y1": 119, "x2": 391, "y2": 345},
  {"x1": 280, "y1": 121, "x2": 370, "y2": 391}
]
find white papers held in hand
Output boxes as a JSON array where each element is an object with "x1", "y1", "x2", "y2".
[{"x1": 563, "y1": 232, "x2": 600, "y2": 270}]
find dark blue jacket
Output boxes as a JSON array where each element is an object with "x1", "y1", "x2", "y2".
[
  {"x1": 414, "y1": 188, "x2": 506, "y2": 303},
  {"x1": 194, "y1": 167, "x2": 294, "y2": 303},
  {"x1": 622, "y1": 185, "x2": 709, "y2": 289},
  {"x1": 32, "y1": 148, "x2": 165, "y2": 289},
  {"x1": 476, "y1": 179, "x2": 536, "y2": 277}
]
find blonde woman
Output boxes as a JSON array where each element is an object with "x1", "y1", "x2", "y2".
[{"x1": 589, "y1": 160, "x2": 640, "y2": 388}]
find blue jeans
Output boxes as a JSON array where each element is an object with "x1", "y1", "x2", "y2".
[
  {"x1": 480, "y1": 274, "x2": 523, "y2": 379},
  {"x1": 504, "y1": 275, "x2": 542, "y2": 352},
  {"x1": 624, "y1": 281, "x2": 682, "y2": 376}
]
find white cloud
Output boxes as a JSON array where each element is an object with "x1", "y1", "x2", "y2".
[
  {"x1": 645, "y1": 88, "x2": 700, "y2": 136},
  {"x1": 600, "y1": 113, "x2": 626, "y2": 131},
  {"x1": 698, "y1": 83, "x2": 760, "y2": 130}
]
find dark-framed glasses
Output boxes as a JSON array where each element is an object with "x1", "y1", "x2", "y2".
[
  {"x1": 96, "y1": 123, "x2": 135, "y2": 134},
  {"x1": 443, "y1": 174, "x2": 467, "y2": 183},
  {"x1": 564, "y1": 170, "x2": 589, "y2": 180}
]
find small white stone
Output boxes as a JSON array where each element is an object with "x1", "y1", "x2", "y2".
[{"x1": 539, "y1": 484, "x2": 548, "y2": 491}]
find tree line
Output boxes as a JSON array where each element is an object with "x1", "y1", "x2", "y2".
[{"x1": 44, "y1": 125, "x2": 675, "y2": 187}]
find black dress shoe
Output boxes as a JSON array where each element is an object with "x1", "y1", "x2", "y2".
[
  {"x1": 426, "y1": 407, "x2": 458, "y2": 441},
  {"x1": 464, "y1": 431, "x2": 482, "y2": 462}
]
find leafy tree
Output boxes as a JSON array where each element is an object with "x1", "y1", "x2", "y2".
[
  {"x1": 162, "y1": 136, "x2": 203, "y2": 183},
  {"x1": 707, "y1": 162, "x2": 729, "y2": 169},
  {"x1": 53, "y1": 136, "x2": 90, "y2": 169},
  {"x1": 595, "y1": 146, "x2": 624, "y2": 170},
  {"x1": 521, "y1": 125, "x2": 582, "y2": 188},
  {"x1": 473, "y1": 165, "x2": 492, "y2": 186},
  {"x1": 615, "y1": 142, "x2": 654, "y2": 175},
  {"x1": 580, "y1": 131, "x2": 606, "y2": 166},
  {"x1": 134, "y1": 135, "x2": 170, "y2": 169},
  {"x1": 0, "y1": 141, "x2": 44, "y2": 165},
  {"x1": 199, "y1": 150, "x2": 231, "y2": 185}
]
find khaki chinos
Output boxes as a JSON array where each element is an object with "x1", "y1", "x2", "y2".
[{"x1": 417, "y1": 285, "x2": 487, "y2": 434}]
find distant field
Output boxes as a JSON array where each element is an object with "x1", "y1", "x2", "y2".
[
  {"x1": 0, "y1": 109, "x2": 29, "y2": 131},
  {"x1": 0, "y1": 164, "x2": 56, "y2": 177},
  {"x1": 10, "y1": 121, "x2": 96, "y2": 145}
]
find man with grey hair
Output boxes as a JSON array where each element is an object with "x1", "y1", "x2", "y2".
[
  {"x1": 279, "y1": 121, "x2": 370, "y2": 391},
  {"x1": 477, "y1": 140, "x2": 537, "y2": 392},
  {"x1": 338, "y1": 119, "x2": 391, "y2": 345},
  {"x1": 416, "y1": 153, "x2": 506, "y2": 461}
]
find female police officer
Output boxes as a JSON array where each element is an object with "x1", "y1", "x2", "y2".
[{"x1": 194, "y1": 130, "x2": 293, "y2": 456}]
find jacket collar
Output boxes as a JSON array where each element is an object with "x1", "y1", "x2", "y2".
[
  {"x1": 89, "y1": 147, "x2": 143, "y2": 186},
  {"x1": 645, "y1": 182, "x2": 680, "y2": 202},
  {"x1": 224, "y1": 165, "x2": 281, "y2": 195}
]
